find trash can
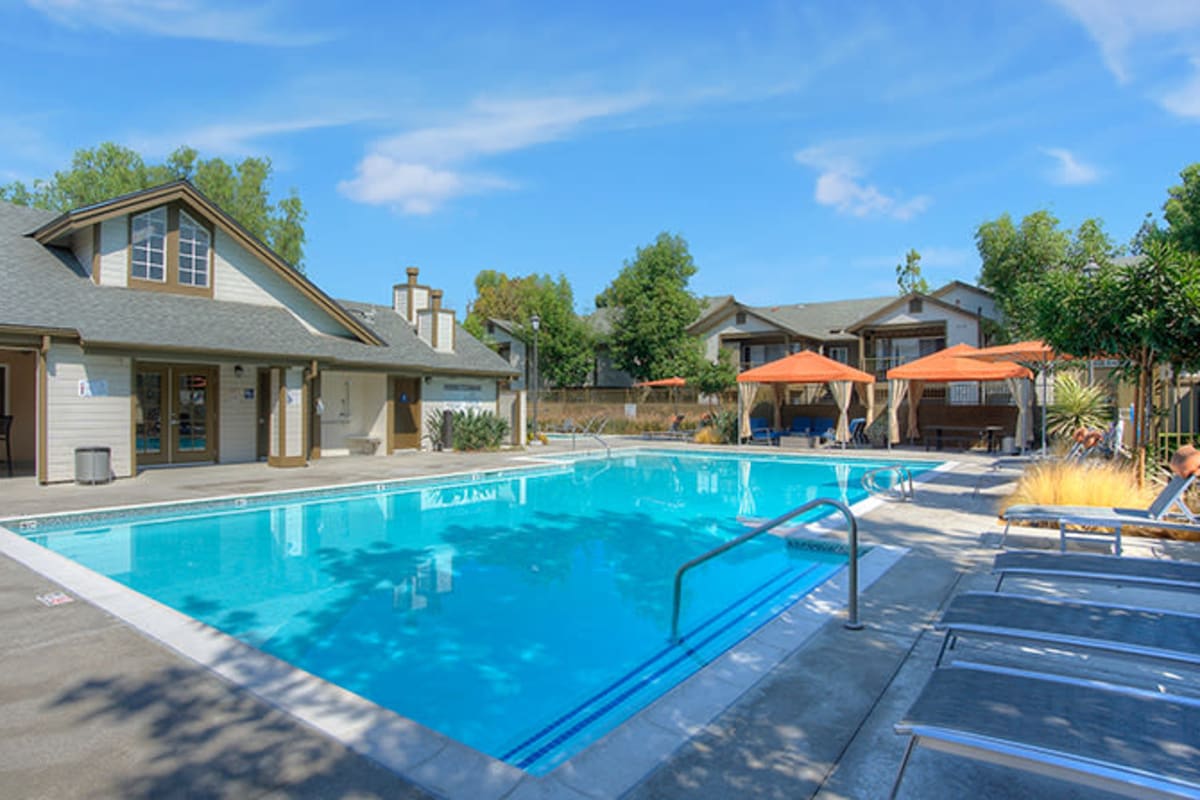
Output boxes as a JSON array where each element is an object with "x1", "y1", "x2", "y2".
[
  {"x1": 75, "y1": 446, "x2": 112, "y2": 485},
  {"x1": 1001, "y1": 436, "x2": 1016, "y2": 455}
]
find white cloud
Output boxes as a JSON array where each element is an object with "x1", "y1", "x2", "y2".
[
  {"x1": 1041, "y1": 147, "x2": 1101, "y2": 185},
  {"x1": 340, "y1": 92, "x2": 651, "y2": 214},
  {"x1": 135, "y1": 113, "x2": 376, "y2": 158},
  {"x1": 794, "y1": 146, "x2": 930, "y2": 221},
  {"x1": 26, "y1": 0, "x2": 330, "y2": 46},
  {"x1": 1161, "y1": 59, "x2": 1200, "y2": 118},
  {"x1": 1050, "y1": 0, "x2": 1200, "y2": 82}
]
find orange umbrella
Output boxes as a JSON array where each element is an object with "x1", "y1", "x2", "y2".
[
  {"x1": 887, "y1": 343, "x2": 1032, "y2": 381},
  {"x1": 737, "y1": 350, "x2": 874, "y2": 384},
  {"x1": 633, "y1": 376, "x2": 687, "y2": 387}
]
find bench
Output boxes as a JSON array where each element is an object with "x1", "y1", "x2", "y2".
[
  {"x1": 922, "y1": 425, "x2": 1003, "y2": 452},
  {"x1": 343, "y1": 434, "x2": 381, "y2": 454}
]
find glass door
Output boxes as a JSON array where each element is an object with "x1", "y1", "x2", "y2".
[
  {"x1": 136, "y1": 364, "x2": 217, "y2": 465},
  {"x1": 135, "y1": 366, "x2": 167, "y2": 465}
]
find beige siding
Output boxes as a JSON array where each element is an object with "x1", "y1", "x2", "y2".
[
  {"x1": 218, "y1": 362, "x2": 259, "y2": 463},
  {"x1": 699, "y1": 310, "x2": 782, "y2": 360},
  {"x1": 98, "y1": 217, "x2": 128, "y2": 287},
  {"x1": 436, "y1": 311, "x2": 455, "y2": 352},
  {"x1": 937, "y1": 286, "x2": 997, "y2": 321},
  {"x1": 45, "y1": 345, "x2": 132, "y2": 482},
  {"x1": 211, "y1": 230, "x2": 353, "y2": 338}
]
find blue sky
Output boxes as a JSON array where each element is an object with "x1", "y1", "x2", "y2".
[{"x1": 3, "y1": 1, "x2": 1200, "y2": 313}]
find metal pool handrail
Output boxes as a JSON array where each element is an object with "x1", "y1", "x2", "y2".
[
  {"x1": 862, "y1": 464, "x2": 915, "y2": 502},
  {"x1": 669, "y1": 498, "x2": 861, "y2": 643}
]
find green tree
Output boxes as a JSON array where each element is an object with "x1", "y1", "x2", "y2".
[
  {"x1": 690, "y1": 348, "x2": 738, "y2": 403},
  {"x1": 976, "y1": 210, "x2": 1117, "y2": 338},
  {"x1": 1027, "y1": 239, "x2": 1200, "y2": 477},
  {"x1": 465, "y1": 271, "x2": 594, "y2": 387},
  {"x1": 601, "y1": 232, "x2": 703, "y2": 382},
  {"x1": 895, "y1": 248, "x2": 929, "y2": 294},
  {"x1": 1, "y1": 142, "x2": 307, "y2": 270},
  {"x1": 1136, "y1": 163, "x2": 1200, "y2": 256}
]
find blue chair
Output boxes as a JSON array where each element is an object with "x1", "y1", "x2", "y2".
[
  {"x1": 785, "y1": 416, "x2": 812, "y2": 436},
  {"x1": 849, "y1": 417, "x2": 867, "y2": 446},
  {"x1": 748, "y1": 417, "x2": 781, "y2": 446}
]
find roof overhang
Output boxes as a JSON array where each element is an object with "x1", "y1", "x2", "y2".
[{"x1": 30, "y1": 181, "x2": 384, "y2": 347}]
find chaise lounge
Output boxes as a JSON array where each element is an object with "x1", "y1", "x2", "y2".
[
  {"x1": 993, "y1": 549, "x2": 1200, "y2": 593},
  {"x1": 891, "y1": 663, "x2": 1200, "y2": 799},
  {"x1": 1000, "y1": 473, "x2": 1198, "y2": 553}
]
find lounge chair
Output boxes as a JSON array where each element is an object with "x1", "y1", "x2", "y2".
[
  {"x1": 747, "y1": 417, "x2": 780, "y2": 446},
  {"x1": 642, "y1": 414, "x2": 691, "y2": 441},
  {"x1": 783, "y1": 416, "x2": 812, "y2": 437},
  {"x1": 934, "y1": 591, "x2": 1200, "y2": 669},
  {"x1": 891, "y1": 663, "x2": 1200, "y2": 799},
  {"x1": 849, "y1": 417, "x2": 867, "y2": 446},
  {"x1": 993, "y1": 550, "x2": 1200, "y2": 593},
  {"x1": 1000, "y1": 473, "x2": 1198, "y2": 553}
]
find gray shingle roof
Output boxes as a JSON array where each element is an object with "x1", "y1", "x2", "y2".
[
  {"x1": 0, "y1": 200, "x2": 514, "y2": 377},
  {"x1": 748, "y1": 296, "x2": 895, "y2": 341}
]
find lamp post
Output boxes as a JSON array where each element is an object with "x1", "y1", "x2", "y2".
[{"x1": 530, "y1": 313, "x2": 540, "y2": 438}]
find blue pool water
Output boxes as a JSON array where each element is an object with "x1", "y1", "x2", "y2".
[{"x1": 15, "y1": 451, "x2": 932, "y2": 773}]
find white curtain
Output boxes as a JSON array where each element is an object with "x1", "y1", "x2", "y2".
[
  {"x1": 888, "y1": 379, "x2": 909, "y2": 444},
  {"x1": 829, "y1": 380, "x2": 852, "y2": 443},
  {"x1": 1007, "y1": 376, "x2": 1030, "y2": 450},
  {"x1": 907, "y1": 381, "x2": 925, "y2": 440},
  {"x1": 738, "y1": 382, "x2": 758, "y2": 439},
  {"x1": 856, "y1": 381, "x2": 880, "y2": 427}
]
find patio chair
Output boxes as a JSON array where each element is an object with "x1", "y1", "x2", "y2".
[
  {"x1": 642, "y1": 414, "x2": 691, "y2": 441},
  {"x1": 933, "y1": 591, "x2": 1200, "y2": 668},
  {"x1": 849, "y1": 417, "x2": 867, "y2": 446},
  {"x1": 891, "y1": 664, "x2": 1200, "y2": 799},
  {"x1": 748, "y1": 417, "x2": 780, "y2": 446},
  {"x1": 783, "y1": 416, "x2": 812, "y2": 437},
  {"x1": 992, "y1": 550, "x2": 1200, "y2": 593},
  {"x1": 1000, "y1": 473, "x2": 1198, "y2": 553},
  {"x1": 0, "y1": 415, "x2": 10, "y2": 477}
]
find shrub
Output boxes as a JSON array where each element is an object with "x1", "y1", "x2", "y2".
[
  {"x1": 1045, "y1": 371, "x2": 1110, "y2": 441},
  {"x1": 426, "y1": 409, "x2": 510, "y2": 451}
]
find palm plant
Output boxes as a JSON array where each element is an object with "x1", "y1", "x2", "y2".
[{"x1": 1045, "y1": 371, "x2": 1110, "y2": 440}]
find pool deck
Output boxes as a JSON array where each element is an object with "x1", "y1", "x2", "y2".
[{"x1": 1, "y1": 441, "x2": 1196, "y2": 799}]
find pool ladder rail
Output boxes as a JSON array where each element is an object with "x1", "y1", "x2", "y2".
[
  {"x1": 861, "y1": 464, "x2": 915, "y2": 502},
  {"x1": 669, "y1": 498, "x2": 861, "y2": 643}
]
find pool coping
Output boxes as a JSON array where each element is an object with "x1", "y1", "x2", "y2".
[{"x1": 0, "y1": 451, "x2": 952, "y2": 800}]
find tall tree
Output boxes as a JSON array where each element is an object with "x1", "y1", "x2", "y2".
[
  {"x1": 1, "y1": 142, "x2": 307, "y2": 271},
  {"x1": 1026, "y1": 239, "x2": 1200, "y2": 478},
  {"x1": 975, "y1": 210, "x2": 1117, "y2": 338},
  {"x1": 464, "y1": 271, "x2": 594, "y2": 387},
  {"x1": 601, "y1": 232, "x2": 703, "y2": 382},
  {"x1": 895, "y1": 248, "x2": 929, "y2": 294}
]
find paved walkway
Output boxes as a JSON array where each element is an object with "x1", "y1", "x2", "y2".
[{"x1": 0, "y1": 444, "x2": 1194, "y2": 799}]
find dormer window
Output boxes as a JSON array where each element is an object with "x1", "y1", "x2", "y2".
[
  {"x1": 908, "y1": 298, "x2": 923, "y2": 313},
  {"x1": 178, "y1": 211, "x2": 210, "y2": 287},
  {"x1": 127, "y1": 203, "x2": 214, "y2": 297},
  {"x1": 131, "y1": 208, "x2": 167, "y2": 281}
]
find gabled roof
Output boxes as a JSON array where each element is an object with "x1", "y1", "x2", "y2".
[
  {"x1": 0, "y1": 199, "x2": 514, "y2": 377},
  {"x1": 30, "y1": 180, "x2": 383, "y2": 347},
  {"x1": 844, "y1": 291, "x2": 982, "y2": 333},
  {"x1": 887, "y1": 343, "x2": 1032, "y2": 381},
  {"x1": 930, "y1": 280, "x2": 993, "y2": 300},
  {"x1": 689, "y1": 295, "x2": 894, "y2": 342}
]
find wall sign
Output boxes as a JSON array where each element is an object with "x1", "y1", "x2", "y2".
[{"x1": 78, "y1": 379, "x2": 109, "y2": 398}]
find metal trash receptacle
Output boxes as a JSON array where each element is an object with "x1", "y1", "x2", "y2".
[{"x1": 75, "y1": 446, "x2": 112, "y2": 485}]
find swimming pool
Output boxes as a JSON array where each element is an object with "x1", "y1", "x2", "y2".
[{"x1": 5, "y1": 450, "x2": 934, "y2": 779}]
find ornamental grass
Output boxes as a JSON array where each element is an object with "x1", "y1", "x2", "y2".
[{"x1": 1000, "y1": 460, "x2": 1200, "y2": 541}]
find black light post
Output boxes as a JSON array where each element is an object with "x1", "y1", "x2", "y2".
[{"x1": 530, "y1": 314, "x2": 540, "y2": 438}]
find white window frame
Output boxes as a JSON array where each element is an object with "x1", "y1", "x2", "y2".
[
  {"x1": 178, "y1": 210, "x2": 210, "y2": 287},
  {"x1": 131, "y1": 207, "x2": 167, "y2": 282}
]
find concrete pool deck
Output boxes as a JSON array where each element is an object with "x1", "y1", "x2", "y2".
[{"x1": 1, "y1": 442, "x2": 1196, "y2": 799}]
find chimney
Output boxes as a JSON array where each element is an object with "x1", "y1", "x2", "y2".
[
  {"x1": 407, "y1": 266, "x2": 419, "y2": 286},
  {"x1": 393, "y1": 266, "x2": 425, "y2": 324},
  {"x1": 417, "y1": 287, "x2": 456, "y2": 353},
  {"x1": 430, "y1": 289, "x2": 442, "y2": 312}
]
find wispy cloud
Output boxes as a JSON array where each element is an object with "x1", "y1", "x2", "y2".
[
  {"x1": 134, "y1": 112, "x2": 378, "y2": 159},
  {"x1": 794, "y1": 146, "x2": 930, "y2": 221},
  {"x1": 1161, "y1": 59, "x2": 1200, "y2": 118},
  {"x1": 339, "y1": 92, "x2": 652, "y2": 214},
  {"x1": 1041, "y1": 147, "x2": 1101, "y2": 185},
  {"x1": 26, "y1": 0, "x2": 331, "y2": 46},
  {"x1": 1049, "y1": 0, "x2": 1200, "y2": 82}
]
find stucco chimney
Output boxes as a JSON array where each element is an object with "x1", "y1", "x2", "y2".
[{"x1": 407, "y1": 266, "x2": 420, "y2": 285}]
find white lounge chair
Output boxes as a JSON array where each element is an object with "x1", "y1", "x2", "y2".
[
  {"x1": 934, "y1": 591, "x2": 1200, "y2": 669},
  {"x1": 1000, "y1": 474, "x2": 1198, "y2": 554},
  {"x1": 891, "y1": 663, "x2": 1200, "y2": 799}
]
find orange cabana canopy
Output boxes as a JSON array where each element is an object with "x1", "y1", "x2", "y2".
[
  {"x1": 736, "y1": 351, "x2": 876, "y2": 444},
  {"x1": 737, "y1": 350, "x2": 875, "y2": 384},
  {"x1": 633, "y1": 376, "x2": 687, "y2": 387},
  {"x1": 886, "y1": 343, "x2": 1032, "y2": 382},
  {"x1": 884, "y1": 344, "x2": 1032, "y2": 445}
]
